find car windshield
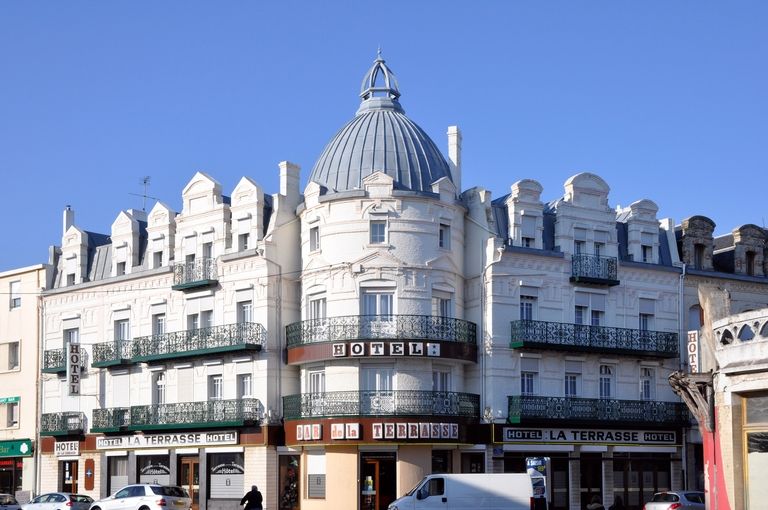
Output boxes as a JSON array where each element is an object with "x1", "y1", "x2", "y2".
[
  {"x1": 0, "y1": 495, "x2": 17, "y2": 505},
  {"x1": 71, "y1": 495, "x2": 93, "y2": 503},
  {"x1": 151, "y1": 487, "x2": 186, "y2": 498},
  {"x1": 404, "y1": 478, "x2": 427, "y2": 497}
]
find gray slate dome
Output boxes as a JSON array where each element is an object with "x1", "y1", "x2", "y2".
[{"x1": 309, "y1": 55, "x2": 453, "y2": 194}]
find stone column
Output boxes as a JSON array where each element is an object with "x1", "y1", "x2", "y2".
[
  {"x1": 603, "y1": 448, "x2": 614, "y2": 509},
  {"x1": 569, "y1": 447, "x2": 581, "y2": 510}
]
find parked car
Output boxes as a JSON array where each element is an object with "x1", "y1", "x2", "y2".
[
  {"x1": 0, "y1": 494, "x2": 20, "y2": 510},
  {"x1": 22, "y1": 493, "x2": 93, "y2": 510},
  {"x1": 89, "y1": 485, "x2": 190, "y2": 510},
  {"x1": 643, "y1": 491, "x2": 705, "y2": 510}
]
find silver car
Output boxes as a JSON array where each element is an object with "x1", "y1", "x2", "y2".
[
  {"x1": 23, "y1": 493, "x2": 93, "y2": 510},
  {"x1": 643, "y1": 491, "x2": 705, "y2": 510},
  {"x1": 89, "y1": 485, "x2": 190, "y2": 510},
  {"x1": 0, "y1": 494, "x2": 20, "y2": 510}
]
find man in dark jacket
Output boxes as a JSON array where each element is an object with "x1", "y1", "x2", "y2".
[{"x1": 241, "y1": 485, "x2": 263, "y2": 510}]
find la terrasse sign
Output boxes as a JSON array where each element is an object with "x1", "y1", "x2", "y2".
[
  {"x1": 503, "y1": 428, "x2": 677, "y2": 445},
  {"x1": 96, "y1": 431, "x2": 238, "y2": 450}
]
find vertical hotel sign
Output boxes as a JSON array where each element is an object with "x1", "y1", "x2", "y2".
[
  {"x1": 67, "y1": 338, "x2": 81, "y2": 395},
  {"x1": 687, "y1": 330, "x2": 699, "y2": 373}
]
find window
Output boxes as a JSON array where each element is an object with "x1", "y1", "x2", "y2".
[
  {"x1": 152, "y1": 372, "x2": 166, "y2": 404},
  {"x1": 64, "y1": 328, "x2": 79, "y2": 348},
  {"x1": 520, "y1": 295, "x2": 536, "y2": 321},
  {"x1": 237, "y1": 374, "x2": 252, "y2": 399},
  {"x1": 575, "y1": 292, "x2": 605, "y2": 326},
  {"x1": 520, "y1": 357, "x2": 539, "y2": 395},
  {"x1": 116, "y1": 262, "x2": 126, "y2": 276},
  {"x1": 209, "y1": 375, "x2": 223, "y2": 400},
  {"x1": 432, "y1": 367, "x2": 451, "y2": 391},
  {"x1": 6, "y1": 403, "x2": 18, "y2": 427},
  {"x1": 7, "y1": 342, "x2": 19, "y2": 370},
  {"x1": 307, "y1": 451, "x2": 326, "y2": 498},
  {"x1": 591, "y1": 310, "x2": 603, "y2": 326},
  {"x1": 203, "y1": 242, "x2": 213, "y2": 259},
  {"x1": 641, "y1": 245, "x2": 653, "y2": 263},
  {"x1": 360, "y1": 365, "x2": 393, "y2": 391},
  {"x1": 152, "y1": 314, "x2": 166, "y2": 336},
  {"x1": 362, "y1": 291, "x2": 393, "y2": 316},
  {"x1": 421, "y1": 478, "x2": 445, "y2": 498},
  {"x1": 188, "y1": 313, "x2": 200, "y2": 331},
  {"x1": 186, "y1": 253, "x2": 195, "y2": 264},
  {"x1": 238, "y1": 233, "x2": 249, "y2": 251},
  {"x1": 308, "y1": 370, "x2": 325, "y2": 394},
  {"x1": 599, "y1": 365, "x2": 614, "y2": 399},
  {"x1": 594, "y1": 231, "x2": 609, "y2": 256},
  {"x1": 575, "y1": 305, "x2": 587, "y2": 325},
  {"x1": 574, "y1": 228, "x2": 586, "y2": 255},
  {"x1": 564, "y1": 360, "x2": 581, "y2": 397},
  {"x1": 115, "y1": 319, "x2": 130, "y2": 342},
  {"x1": 594, "y1": 242, "x2": 604, "y2": 257},
  {"x1": 640, "y1": 367, "x2": 655, "y2": 400},
  {"x1": 747, "y1": 251, "x2": 756, "y2": 276},
  {"x1": 238, "y1": 301, "x2": 253, "y2": 323},
  {"x1": 153, "y1": 251, "x2": 163, "y2": 268},
  {"x1": 639, "y1": 298, "x2": 655, "y2": 331},
  {"x1": 439, "y1": 224, "x2": 450, "y2": 249},
  {"x1": 67, "y1": 273, "x2": 75, "y2": 286},
  {"x1": 521, "y1": 215, "x2": 536, "y2": 247},
  {"x1": 9, "y1": 281, "x2": 20, "y2": 309},
  {"x1": 201, "y1": 310, "x2": 214, "y2": 329},
  {"x1": 370, "y1": 220, "x2": 387, "y2": 244},
  {"x1": 432, "y1": 292, "x2": 452, "y2": 318},
  {"x1": 310, "y1": 226, "x2": 320, "y2": 252},
  {"x1": 694, "y1": 243, "x2": 705, "y2": 269},
  {"x1": 574, "y1": 240, "x2": 585, "y2": 255}
]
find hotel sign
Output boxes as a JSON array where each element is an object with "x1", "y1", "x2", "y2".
[
  {"x1": 687, "y1": 330, "x2": 700, "y2": 373},
  {"x1": 55, "y1": 441, "x2": 80, "y2": 457},
  {"x1": 67, "y1": 341, "x2": 81, "y2": 396},
  {"x1": 332, "y1": 342, "x2": 441, "y2": 357},
  {"x1": 96, "y1": 431, "x2": 238, "y2": 450},
  {"x1": 503, "y1": 428, "x2": 677, "y2": 445}
]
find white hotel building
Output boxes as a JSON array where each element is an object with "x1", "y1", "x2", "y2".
[{"x1": 38, "y1": 56, "x2": 695, "y2": 510}]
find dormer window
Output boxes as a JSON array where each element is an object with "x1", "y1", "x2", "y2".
[
  {"x1": 153, "y1": 251, "x2": 163, "y2": 269},
  {"x1": 641, "y1": 245, "x2": 652, "y2": 263},
  {"x1": 67, "y1": 274, "x2": 76, "y2": 286},
  {"x1": 116, "y1": 262, "x2": 126, "y2": 276},
  {"x1": 238, "y1": 233, "x2": 250, "y2": 252},
  {"x1": 694, "y1": 243, "x2": 705, "y2": 270},
  {"x1": 520, "y1": 215, "x2": 536, "y2": 248},
  {"x1": 746, "y1": 251, "x2": 756, "y2": 276}
]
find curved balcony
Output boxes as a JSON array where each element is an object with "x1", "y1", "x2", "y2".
[
  {"x1": 287, "y1": 315, "x2": 477, "y2": 347},
  {"x1": 283, "y1": 390, "x2": 480, "y2": 420},
  {"x1": 41, "y1": 411, "x2": 86, "y2": 436},
  {"x1": 92, "y1": 341, "x2": 133, "y2": 368},
  {"x1": 172, "y1": 257, "x2": 218, "y2": 290},
  {"x1": 570, "y1": 254, "x2": 619, "y2": 286},
  {"x1": 507, "y1": 395, "x2": 689, "y2": 427},
  {"x1": 108, "y1": 398, "x2": 263, "y2": 431},
  {"x1": 510, "y1": 320, "x2": 678, "y2": 358}
]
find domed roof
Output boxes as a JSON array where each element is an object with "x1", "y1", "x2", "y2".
[{"x1": 309, "y1": 54, "x2": 453, "y2": 194}]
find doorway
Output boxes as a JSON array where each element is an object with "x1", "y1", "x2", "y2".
[
  {"x1": 580, "y1": 454, "x2": 603, "y2": 509},
  {"x1": 359, "y1": 452, "x2": 396, "y2": 510},
  {"x1": 179, "y1": 457, "x2": 200, "y2": 510},
  {"x1": 60, "y1": 460, "x2": 78, "y2": 493}
]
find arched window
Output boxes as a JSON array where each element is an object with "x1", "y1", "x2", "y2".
[{"x1": 688, "y1": 304, "x2": 703, "y2": 331}]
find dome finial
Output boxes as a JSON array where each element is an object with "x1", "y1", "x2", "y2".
[{"x1": 359, "y1": 51, "x2": 401, "y2": 105}]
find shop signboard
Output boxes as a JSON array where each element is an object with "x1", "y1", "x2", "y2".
[
  {"x1": 96, "y1": 431, "x2": 237, "y2": 450},
  {"x1": 0, "y1": 439, "x2": 33, "y2": 457},
  {"x1": 503, "y1": 428, "x2": 677, "y2": 445},
  {"x1": 55, "y1": 441, "x2": 80, "y2": 457},
  {"x1": 687, "y1": 330, "x2": 700, "y2": 373}
]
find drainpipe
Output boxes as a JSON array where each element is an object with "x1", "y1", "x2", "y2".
[
  {"x1": 35, "y1": 294, "x2": 44, "y2": 496},
  {"x1": 678, "y1": 262, "x2": 687, "y2": 490}
]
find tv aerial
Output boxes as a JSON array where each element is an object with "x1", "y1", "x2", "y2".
[{"x1": 129, "y1": 176, "x2": 160, "y2": 211}]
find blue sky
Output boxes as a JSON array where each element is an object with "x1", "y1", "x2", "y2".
[{"x1": 1, "y1": 2, "x2": 766, "y2": 272}]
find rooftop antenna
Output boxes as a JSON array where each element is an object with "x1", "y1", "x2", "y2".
[{"x1": 129, "y1": 176, "x2": 159, "y2": 211}]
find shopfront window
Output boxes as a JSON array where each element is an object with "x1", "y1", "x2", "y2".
[
  {"x1": 108, "y1": 456, "x2": 128, "y2": 494},
  {"x1": 0, "y1": 458, "x2": 22, "y2": 494},
  {"x1": 208, "y1": 452, "x2": 244, "y2": 499},
  {"x1": 138, "y1": 455, "x2": 170, "y2": 485},
  {"x1": 279, "y1": 455, "x2": 300, "y2": 510},
  {"x1": 431, "y1": 450, "x2": 452, "y2": 473}
]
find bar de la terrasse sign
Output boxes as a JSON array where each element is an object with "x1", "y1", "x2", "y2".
[{"x1": 96, "y1": 431, "x2": 238, "y2": 450}]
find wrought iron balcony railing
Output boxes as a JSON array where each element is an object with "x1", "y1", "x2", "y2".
[
  {"x1": 128, "y1": 398, "x2": 261, "y2": 430},
  {"x1": 510, "y1": 320, "x2": 678, "y2": 358},
  {"x1": 172, "y1": 257, "x2": 218, "y2": 290},
  {"x1": 132, "y1": 322, "x2": 266, "y2": 362},
  {"x1": 42, "y1": 349, "x2": 65, "y2": 373},
  {"x1": 283, "y1": 390, "x2": 480, "y2": 420},
  {"x1": 91, "y1": 407, "x2": 131, "y2": 432},
  {"x1": 286, "y1": 315, "x2": 477, "y2": 348},
  {"x1": 41, "y1": 411, "x2": 86, "y2": 436},
  {"x1": 571, "y1": 254, "x2": 619, "y2": 285},
  {"x1": 92, "y1": 340, "x2": 134, "y2": 368},
  {"x1": 507, "y1": 395, "x2": 689, "y2": 427}
]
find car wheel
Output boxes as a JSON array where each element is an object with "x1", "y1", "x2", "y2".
[
  {"x1": 139, "y1": 506, "x2": 150, "y2": 510},
  {"x1": 91, "y1": 506, "x2": 101, "y2": 510}
]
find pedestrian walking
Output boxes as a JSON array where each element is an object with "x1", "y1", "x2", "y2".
[{"x1": 241, "y1": 485, "x2": 263, "y2": 510}]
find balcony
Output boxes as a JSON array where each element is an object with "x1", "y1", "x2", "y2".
[
  {"x1": 127, "y1": 398, "x2": 261, "y2": 431},
  {"x1": 510, "y1": 320, "x2": 678, "y2": 358},
  {"x1": 41, "y1": 411, "x2": 86, "y2": 436},
  {"x1": 42, "y1": 349, "x2": 65, "y2": 374},
  {"x1": 91, "y1": 407, "x2": 130, "y2": 433},
  {"x1": 570, "y1": 254, "x2": 619, "y2": 286},
  {"x1": 172, "y1": 257, "x2": 218, "y2": 290},
  {"x1": 507, "y1": 395, "x2": 689, "y2": 427},
  {"x1": 286, "y1": 315, "x2": 477, "y2": 347},
  {"x1": 283, "y1": 390, "x2": 480, "y2": 420},
  {"x1": 92, "y1": 341, "x2": 133, "y2": 368},
  {"x1": 131, "y1": 322, "x2": 266, "y2": 363}
]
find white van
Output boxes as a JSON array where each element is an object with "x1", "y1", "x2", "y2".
[{"x1": 387, "y1": 473, "x2": 534, "y2": 510}]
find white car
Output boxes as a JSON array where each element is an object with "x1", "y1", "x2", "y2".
[
  {"x1": 23, "y1": 493, "x2": 93, "y2": 510},
  {"x1": 89, "y1": 485, "x2": 190, "y2": 510}
]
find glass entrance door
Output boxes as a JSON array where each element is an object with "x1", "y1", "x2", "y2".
[
  {"x1": 360, "y1": 452, "x2": 396, "y2": 510},
  {"x1": 61, "y1": 460, "x2": 78, "y2": 493},
  {"x1": 179, "y1": 457, "x2": 200, "y2": 510}
]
